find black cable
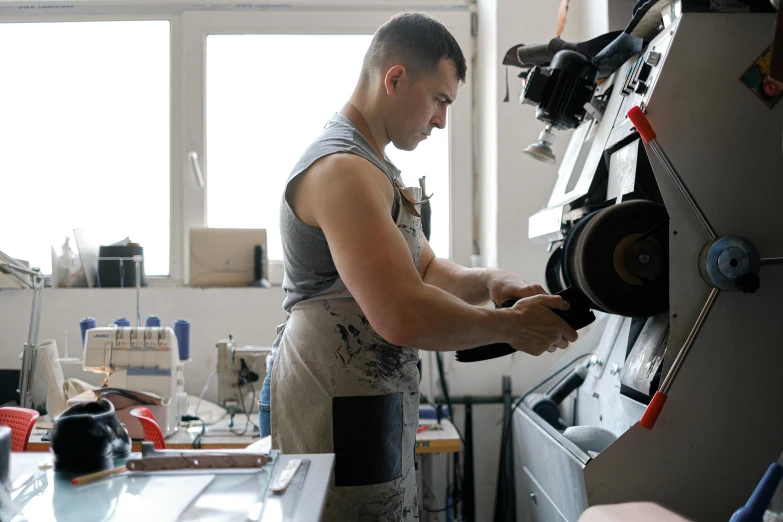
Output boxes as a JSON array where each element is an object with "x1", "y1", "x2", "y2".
[
  {"x1": 434, "y1": 352, "x2": 464, "y2": 517},
  {"x1": 517, "y1": 353, "x2": 594, "y2": 408},
  {"x1": 246, "y1": 381, "x2": 260, "y2": 431},
  {"x1": 499, "y1": 353, "x2": 595, "y2": 461},
  {"x1": 422, "y1": 499, "x2": 461, "y2": 513},
  {"x1": 451, "y1": 452, "x2": 463, "y2": 520},
  {"x1": 495, "y1": 353, "x2": 593, "y2": 522},
  {"x1": 420, "y1": 458, "x2": 462, "y2": 513},
  {"x1": 182, "y1": 414, "x2": 206, "y2": 449},
  {"x1": 232, "y1": 379, "x2": 260, "y2": 436}
]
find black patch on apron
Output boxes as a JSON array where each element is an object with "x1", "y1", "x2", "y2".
[{"x1": 332, "y1": 393, "x2": 402, "y2": 487}]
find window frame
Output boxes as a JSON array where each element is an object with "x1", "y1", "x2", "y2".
[{"x1": 0, "y1": 2, "x2": 474, "y2": 285}]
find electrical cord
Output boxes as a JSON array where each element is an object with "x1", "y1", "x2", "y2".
[
  {"x1": 231, "y1": 376, "x2": 260, "y2": 436},
  {"x1": 495, "y1": 352, "x2": 594, "y2": 522},
  {"x1": 240, "y1": 381, "x2": 260, "y2": 431},
  {"x1": 514, "y1": 353, "x2": 594, "y2": 412},
  {"x1": 420, "y1": 464, "x2": 461, "y2": 513},
  {"x1": 193, "y1": 368, "x2": 217, "y2": 417},
  {"x1": 182, "y1": 414, "x2": 206, "y2": 449},
  {"x1": 432, "y1": 352, "x2": 464, "y2": 517},
  {"x1": 498, "y1": 352, "x2": 595, "y2": 473}
]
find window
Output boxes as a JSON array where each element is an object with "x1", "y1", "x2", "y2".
[
  {"x1": 0, "y1": 20, "x2": 170, "y2": 276},
  {"x1": 206, "y1": 34, "x2": 451, "y2": 260},
  {"x1": 0, "y1": 8, "x2": 471, "y2": 283}
]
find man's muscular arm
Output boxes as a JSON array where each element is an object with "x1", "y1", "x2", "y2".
[
  {"x1": 288, "y1": 153, "x2": 576, "y2": 354},
  {"x1": 416, "y1": 242, "x2": 548, "y2": 307}
]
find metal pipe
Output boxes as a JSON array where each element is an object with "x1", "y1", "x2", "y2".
[
  {"x1": 660, "y1": 287, "x2": 720, "y2": 394},
  {"x1": 0, "y1": 260, "x2": 41, "y2": 279},
  {"x1": 649, "y1": 141, "x2": 717, "y2": 241},
  {"x1": 135, "y1": 255, "x2": 142, "y2": 327},
  {"x1": 28, "y1": 277, "x2": 43, "y2": 350},
  {"x1": 20, "y1": 276, "x2": 44, "y2": 409},
  {"x1": 0, "y1": 248, "x2": 46, "y2": 409},
  {"x1": 761, "y1": 257, "x2": 783, "y2": 266}
]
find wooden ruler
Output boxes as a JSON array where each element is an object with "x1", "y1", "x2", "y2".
[{"x1": 126, "y1": 453, "x2": 268, "y2": 472}]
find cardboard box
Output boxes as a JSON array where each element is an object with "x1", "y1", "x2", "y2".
[{"x1": 189, "y1": 228, "x2": 267, "y2": 287}]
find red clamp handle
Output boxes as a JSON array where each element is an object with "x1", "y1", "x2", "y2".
[
  {"x1": 639, "y1": 391, "x2": 668, "y2": 429},
  {"x1": 627, "y1": 106, "x2": 657, "y2": 144}
]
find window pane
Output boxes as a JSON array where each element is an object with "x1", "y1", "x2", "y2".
[
  {"x1": 206, "y1": 34, "x2": 450, "y2": 260},
  {"x1": 0, "y1": 21, "x2": 170, "y2": 276},
  {"x1": 386, "y1": 118, "x2": 450, "y2": 259}
]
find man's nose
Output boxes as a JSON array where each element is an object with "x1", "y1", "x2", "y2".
[{"x1": 431, "y1": 105, "x2": 447, "y2": 130}]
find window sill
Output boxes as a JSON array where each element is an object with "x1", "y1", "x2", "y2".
[{"x1": 135, "y1": 260, "x2": 284, "y2": 288}]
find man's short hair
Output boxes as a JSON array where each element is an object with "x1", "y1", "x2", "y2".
[{"x1": 363, "y1": 12, "x2": 467, "y2": 83}]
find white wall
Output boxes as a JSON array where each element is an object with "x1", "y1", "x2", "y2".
[
  {"x1": 0, "y1": 1, "x2": 617, "y2": 518},
  {"x1": 470, "y1": 0, "x2": 617, "y2": 396},
  {"x1": 468, "y1": 0, "x2": 612, "y2": 517}
]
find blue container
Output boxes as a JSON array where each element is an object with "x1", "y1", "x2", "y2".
[
  {"x1": 145, "y1": 315, "x2": 161, "y2": 327},
  {"x1": 79, "y1": 317, "x2": 97, "y2": 348},
  {"x1": 113, "y1": 318, "x2": 131, "y2": 327},
  {"x1": 173, "y1": 319, "x2": 190, "y2": 361}
]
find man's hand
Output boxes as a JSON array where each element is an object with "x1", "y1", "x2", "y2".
[
  {"x1": 505, "y1": 295, "x2": 579, "y2": 356},
  {"x1": 486, "y1": 268, "x2": 548, "y2": 307}
]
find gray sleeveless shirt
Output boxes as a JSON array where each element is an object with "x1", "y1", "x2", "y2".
[{"x1": 280, "y1": 113, "x2": 402, "y2": 312}]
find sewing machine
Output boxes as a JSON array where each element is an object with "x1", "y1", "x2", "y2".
[
  {"x1": 216, "y1": 338, "x2": 269, "y2": 414},
  {"x1": 512, "y1": 2, "x2": 783, "y2": 520},
  {"x1": 83, "y1": 326, "x2": 186, "y2": 436}
]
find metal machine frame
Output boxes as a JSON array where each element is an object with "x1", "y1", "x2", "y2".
[{"x1": 517, "y1": 10, "x2": 783, "y2": 521}]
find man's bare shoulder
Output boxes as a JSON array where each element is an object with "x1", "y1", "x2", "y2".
[
  {"x1": 291, "y1": 152, "x2": 394, "y2": 227},
  {"x1": 307, "y1": 152, "x2": 393, "y2": 194}
]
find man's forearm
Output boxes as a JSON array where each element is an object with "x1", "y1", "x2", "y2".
[{"x1": 421, "y1": 257, "x2": 491, "y2": 305}]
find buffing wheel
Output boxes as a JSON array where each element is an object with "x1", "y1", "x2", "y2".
[
  {"x1": 561, "y1": 209, "x2": 609, "y2": 313},
  {"x1": 545, "y1": 245, "x2": 566, "y2": 294},
  {"x1": 566, "y1": 200, "x2": 668, "y2": 317}
]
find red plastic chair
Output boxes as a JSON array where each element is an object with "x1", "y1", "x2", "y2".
[
  {"x1": 129, "y1": 407, "x2": 166, "y2": 449},
  {"x1": 0, "y1": 407, "x2": 40, "y2": 452}
]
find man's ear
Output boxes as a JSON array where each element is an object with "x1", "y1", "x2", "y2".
[{"x1": 384, "y1": 65, "x2": 406, "y2": 96}]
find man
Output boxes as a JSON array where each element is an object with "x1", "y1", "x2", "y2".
[{"x1": 264, "y1": 12, "x2": 578, "y2": 520}]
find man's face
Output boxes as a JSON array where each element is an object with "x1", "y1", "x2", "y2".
[{"x1": 388, "y1": 58, "x2": 460, "y2": 152}]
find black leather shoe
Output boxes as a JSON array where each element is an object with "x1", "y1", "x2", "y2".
[{"x1": 51, "y1": 398, "x2": 132, "y2": 474}]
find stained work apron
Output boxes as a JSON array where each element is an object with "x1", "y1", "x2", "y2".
[{"x1": 271, "y1": 184, "x2": 423, "y2": 521}]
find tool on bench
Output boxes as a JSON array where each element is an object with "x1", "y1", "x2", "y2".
[
  {"x1": 72, "y1": 444, "x2": 271, "y2": 485},
  {"x1": 126, "y1": 453, "x2": 267, "y2": 472},
  {"x1": 124, "y1": 441, "x2": 269, "y2": 471}
]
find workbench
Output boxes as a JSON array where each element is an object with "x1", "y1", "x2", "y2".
[
  {"x1": 28, "y1": 415, "x2": 461, "y2": 453},
  {"x1": 28, "y1": 413, "x2": 261, "y2": 452},
  {"x1": 21, "y1": 415, "x2": 461, "y2": 521},
  {"x1": 1, "y1": 451, "x2": 333, "y2": 522}
]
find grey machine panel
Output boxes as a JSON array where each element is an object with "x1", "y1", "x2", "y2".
[
  {"x1": 575, "y1": 317, "x2": 641, "y2": 438},
  {"x1": 517, "y1": 9, "x2": 783, "y2": 522},
  {"x1": 583, "y1": 13, "x2": 783, "y2": 521},
  {"x1": 514, "y1": 406, "x2": 590, "y2": 522}
]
